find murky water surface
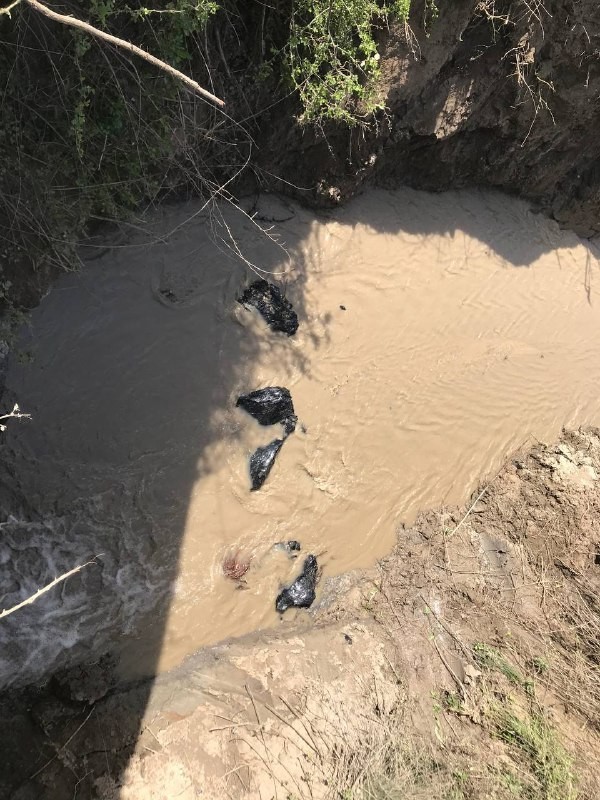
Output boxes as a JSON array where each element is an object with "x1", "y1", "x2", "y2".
[{"x1": 2, "y1": 189, "x2": 599, "y2": 686}]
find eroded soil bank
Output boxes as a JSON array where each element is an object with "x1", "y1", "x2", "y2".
[
  {"x1": 3, "y1": 427, "x2": 600, "y2": 799},
  {"x1": 264, "y1": 0, "x2": 600, "y2": 237}
]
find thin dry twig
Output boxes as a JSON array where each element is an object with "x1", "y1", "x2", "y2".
[
  {"x1": 245, "y1": 684, "x2": 280, "y2": 799},
  {"x1": 447, "y1": 437, "x2": 534, "y2": 541},
  {"x1": 278, "y1": 694, "x2": 323, "y2": 758},
  {"x1": 446, "y1": 484, "x2": 490, "y2": 540},
  {"x1": 29, "y1": 705, "x2": 96, "y2": 780},
  {"x1": 0, "y1": 0, "x2": 20, "y2": 14},
  {"x1": 0, "y1": 556, "x2": 102, "y2": 620},
  {"x1": 263, "y1": 701, "x2": 321, "y2": 758},
  {"x1": 0, "y1": 403, "x2": 31, "y2": 431}
]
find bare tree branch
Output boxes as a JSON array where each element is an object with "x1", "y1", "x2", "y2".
[
  {"x1": 0, "y1": 403, "x2": 31, "y2": 431},
  {"x1": 0, "y1": 557, "x2": 102, "y2": 620},
  {"x1": 0, "y1": 0, "x2": 21, "y2": 15},
  {"x1": 13, "y1": 0, "x2": 225, "y2": 108}
]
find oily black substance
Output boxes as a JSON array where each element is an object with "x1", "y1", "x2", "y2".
[
  {"x1": 249, "y1": 439, "x2": 284, "y2": 491},
  {"x1": 236, "y1": 387, "x2": 296, "y2": 433},
  {"x1": 276, "y1": 555, "x2": 318, "y2": 613},
  {"x1": 239, "y1": 387, "x2": 297, "y2": 489},
  {"x1": 238, "y1": 279, "x2": 299, "y2": 336}
]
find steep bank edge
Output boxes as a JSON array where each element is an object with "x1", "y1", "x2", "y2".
[{"x1": 261, "y1": 0, "x2": 600, "y2": 237}]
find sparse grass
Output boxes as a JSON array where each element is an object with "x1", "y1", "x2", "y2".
[
  {"x1": 473, "y1": 642, "x2": 524, "y2": 686},
  {"x1": 542, "y1": 578, "x2": 600, "y2": 730},
  {"x1": 327, "y1": 654, "x2": 576, "y2": 800},
  {"x1": 490, "y1": 705, "x2": 576, "y2": 800},
  {"x1": 330, "y1": 713, "x2": 563, "y2": 800},
  {"x1": 494, "y1": 570, "x2": 600, "y2": 800},
  {"x1": 469, "y1": 639, "x2": 576, "y2": 799},
  {"x1": 432, "y1": 644, "x2": 578, "y2": 800}
]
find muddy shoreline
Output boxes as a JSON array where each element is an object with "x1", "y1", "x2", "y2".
[{"x1": 3, "y1": 427, "x2": 600, "y2": 798}]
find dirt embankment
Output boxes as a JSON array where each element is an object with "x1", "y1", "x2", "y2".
[
  {"x1": 264, "y1": 0, "x2": 600, "y2": 237},
  {"x1": 4, "y1": 428, "x2": 600, "y2": 799}
]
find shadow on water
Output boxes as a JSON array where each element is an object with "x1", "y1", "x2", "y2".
[
  {"x1": 0, "y1": 193, "x2": 318, "y2": 800},
  {"x1": 0, "y1": 186, "x2": 597, "y2": 799}
]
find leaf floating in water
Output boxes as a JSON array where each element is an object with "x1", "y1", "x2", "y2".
[
  {"x1": 249, "y1": 438, "x2": 284, "y2": 491},
  {"x1": 238, "y1": 279, "x2": 299, "y2": 336}
]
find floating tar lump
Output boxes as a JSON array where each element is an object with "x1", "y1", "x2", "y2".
[
  {"x1": 238, "y1": 279, "x2": 299, "y2": 336},
  {"x1": 249, "y1": 439, "x2": 284, "y2": 491},
  {"x1": 275, "y1": 555, "x2": 319, "y2": 613},
  {"x1": 236, "y1": 387, "x2": 296, "y2": 434}
]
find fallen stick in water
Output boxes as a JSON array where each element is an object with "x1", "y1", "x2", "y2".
[{"x1": 0, "y1": 556, "x2": 102, "y2": 620}]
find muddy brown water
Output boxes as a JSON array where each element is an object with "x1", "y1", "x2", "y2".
[{"x1": 1, "y1": 188, "x2": 599, "y2": 688}]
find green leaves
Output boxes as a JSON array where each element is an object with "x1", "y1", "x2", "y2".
[{"x1": 287, "y1": 0, "x2": 411, "y2": 124}]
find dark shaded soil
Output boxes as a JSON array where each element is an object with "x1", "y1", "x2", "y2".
[{"x1": 262, "y1": 0, "x2": 600, "y2": 237}]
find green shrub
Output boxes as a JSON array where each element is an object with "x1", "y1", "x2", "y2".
[{"x1": 286, "y1": 0, "x2": 411, "y2": 124}]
